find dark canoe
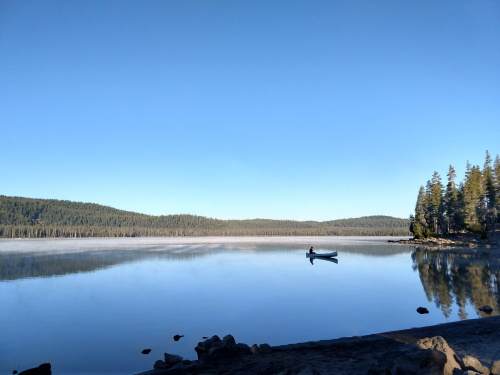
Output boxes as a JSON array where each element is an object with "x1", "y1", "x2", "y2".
[{"x1": 306, "y1": 251, "x2": 338, "y2": 258}]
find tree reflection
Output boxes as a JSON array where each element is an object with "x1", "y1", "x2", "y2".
[
  {"x1": 412, "y1": 248, "x2": 500, "y2": 319},
  {"x1": 0, "y1": 250, "x2": 210, "y2": 281}
]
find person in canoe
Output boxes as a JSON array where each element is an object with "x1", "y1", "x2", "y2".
[{"x1": 309, "y1": 246, "x2": 316, "y2": 254}]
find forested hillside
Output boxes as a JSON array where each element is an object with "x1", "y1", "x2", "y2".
[
  {"x1": 0, "y1": 195, "x2": 410, "y2": 238},
  {"x1": 410, "y1": 150, "x2": 500, "y2": 239}
]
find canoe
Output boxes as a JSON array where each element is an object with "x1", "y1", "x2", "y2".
[{"x1": 306, "y1": 251, "x2": 338, "y2": 258}]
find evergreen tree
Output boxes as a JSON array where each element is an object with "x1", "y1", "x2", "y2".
[
  {"x1": 455, "y1": 181, "x2": 465, "y2": 231},
  {"x1": 429, "y1": 171, "x2": 444, "y2": 235},
  {"x1": 425, "y1": 180, "x2": 433, "y2": 235},
  {"x1": 493, "y1": 154, "x2": 500, "y2": 223},
  {"x1": 411, "y1": 186, "x2": 428, "y2": 238},
  {"x1": 412, "y1": 151, "x2": 499, "y2": 237},
  {"x1": 483, "y1": 151, "x2": 496, "y2": 226},
  {"x1": 462, "y1": 164, "x2": 485, "y2": 232},
  {"x1": 443, "y1": 165, "x2": 459, "y2": 233}
]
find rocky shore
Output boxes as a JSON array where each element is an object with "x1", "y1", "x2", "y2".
[
  {"x1": 388, "y1": 228, "x2": 500, "y2": 250},
  {"x1": 135, "y1": 315, "x2": 500, "y2": 375}
]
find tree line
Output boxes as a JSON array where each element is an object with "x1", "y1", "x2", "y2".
[
  {"x1": 410, "y1": 151, "x2": 500, "y2": 239},
  {"x1": 0, "y1": 195, "x2": 410, "y2": 238}
]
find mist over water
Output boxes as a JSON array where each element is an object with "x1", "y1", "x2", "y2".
[{"x1": 1, "y1": 237, "x2": 497, "y2": 374}]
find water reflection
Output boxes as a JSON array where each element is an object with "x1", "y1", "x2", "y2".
[
  {"x1": 0, "y1": 250, "x2": 210, "y2": 281},
  {"x1": 309, "y1": 257, "x2": 339, "y2": 265},
  {"x1": 0, "y1": 238, "x2": 409, "y2": 281},
  {"x1": 412, "y1": 248, "x2": 500, "y2": 319}
]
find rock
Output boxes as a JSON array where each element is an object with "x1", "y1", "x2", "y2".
[
  {"x1": 392, "y1": 344, "x2": 447, "y2": 375},
  {"x1": 141, "y1": 349, "x2": 151, "y2": 354},
  {"x1": 19, "y1": 363, "x2": 51, "y2": 375},
  {"x1": 194, "y1": 335, "x2": 220, "y2": 362},
  {"x1": 12, "y1": 371, "x2": 18, "y2": 375},
  {"x1": 416, "y1": 336, "x2": 463, "y2": 374},
  {"x1": 491, "y1": 360, "x2": 500, "y2": 375},
  {"x1": 462, "y1": 356, "x2": 490, "y2": 374},
  {"x1": 164, "y1": 353, "x2": 183, "y2": 367},
  {"x1": 417, "y1": 307, "x2": 429, "y2": 314},
  {"x1": 250, "y1": 344, "x2": 260, "y2": 354},
  {"x1": 194, "y1": 335, "x2": 239, "y2": 363},
  {"x1": 196, "y1": 335, "x2": 220, "y2": 349},
  {"x1": 173, "y1": 334, "x2": 184, "y2": 341},
  {"x1": 478, "y1": 306, "x2": 493, "y2": 314},
  {"x1": 154, "y1": 353, "x2": 183, "y2": 369},
  {"x1": 259, "y1": 343, "x2": 272, "y2": 354},
  {"x1": 221, "y1": 335, "x2": 238, "y2": 351},
  {"x1": 236, "y1": 343, "x2": 252, "y2": 355},
  {"x1": 154, "y1": 360, "x2": 167, "y2": 369}
]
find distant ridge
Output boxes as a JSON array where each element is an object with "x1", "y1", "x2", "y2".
[{"x1": 0, "y1": 195, "x2": 410, "y2": 238}]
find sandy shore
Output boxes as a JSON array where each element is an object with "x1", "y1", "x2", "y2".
[{"x1": 135, "y1": 315, "x2": 500, "y2": 375}]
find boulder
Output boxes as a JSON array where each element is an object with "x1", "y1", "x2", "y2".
[
  {"x1": 392, "y1": 344, "x2": 447, "y2": 375},
  {"x1": 491, "y1": 360, "x2": 500, "y2": 375},
  {"x1": 417, "y1": 307, "x2": 430, "y2": 314},
  {"x1": 478, "y1": 306, "x2": 493, "y2": 314},
  {"x1": 153, "y1": 353, "x2": 183, "y2": 369},
  {"x1": 416, "y1": 336, "x2": 463, "y2": 374},
  {"x1": 164, "y1": 353, "x2": 183, "y2": 367},
  {"x1": 154, "y1": 360, "x2": 167, "y2": 369},
  {"x1": 194, "y1": 335, "x2": 220, "y2": 361},
  {"x1": 221, "y1": 335, "x2": 238, "y2": 351},
  {"x1": 194, "y1": 335, "x2": 238, "y2": 363},
  {"x1": 258, "y1": 343, "x2": 272, "y2": 354},
  {"x1": 236, "y1": 343, "x2": 252, "y2": 355},
  {"x1": 19, "y1": 363, "x2": 51, "y2": 375},
  {"x1": 250, "y1": 344, "x2": 260, "y2": 354},
  {"x1": 462, "y1": 356, "x2": 490, "y2": 374}
]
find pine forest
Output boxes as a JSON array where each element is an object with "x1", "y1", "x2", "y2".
[
  {"x1": 410, "y1": 151, "x2": 500, "y2": 239},
  {"x1": 0, "y1": 195, "x2": 410, "y2": 238}
]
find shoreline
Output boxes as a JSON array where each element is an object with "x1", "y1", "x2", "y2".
[
  {"x1": 135, "y1": 315, "x2": 500, "y2": 375},
  {"x1": 388, "y1": 227, "x2": 500, "y2": 250}
]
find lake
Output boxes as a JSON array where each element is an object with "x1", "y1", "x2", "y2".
[{"x1": 1, "y1": 237, "x2": 498, "y2": 375}]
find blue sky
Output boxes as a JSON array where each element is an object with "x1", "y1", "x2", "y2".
[{"x1": 1, "y1": 0, "x2": 499, "y2": 221}]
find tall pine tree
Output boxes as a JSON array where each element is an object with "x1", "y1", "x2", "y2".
[
  {"x1": 443, "y1": 165, "x2": 459, "y2": 233},
  {"x1": 428, "y1": 172, "x2": 443, "y2": 236},
  {"x1": 411, "y1": 185, "x2": 428, "y2": 238},
  {"x1": 462, "y1": 164, "x2": 485, "y2": 232},
  {"x1": 493, "y1": 154, "x2": 500, "y2": 223},
  {"x1": 483, "y1": 151, "x2": 496, "y2": 226}
]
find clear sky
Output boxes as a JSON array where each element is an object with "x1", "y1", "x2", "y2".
[{"x1": 1, "y1": 0, "x2": 499, "y2": 221}]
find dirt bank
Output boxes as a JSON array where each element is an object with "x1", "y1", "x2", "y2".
[{"x1": 135, "y1": 315, "x2": 500, "y2": 375}]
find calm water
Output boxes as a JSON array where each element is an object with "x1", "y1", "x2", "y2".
[{"x1": 1, "y1": 237, "x2": 498, "y2": 375}]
